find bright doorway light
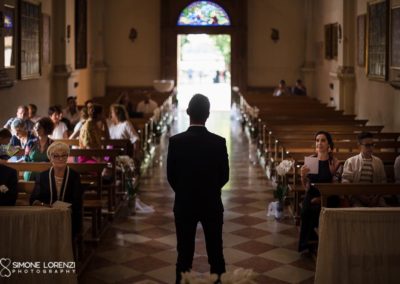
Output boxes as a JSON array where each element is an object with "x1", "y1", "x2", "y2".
[{"x1": 177, "y1": 34, "x2": 231, "y2": 111}]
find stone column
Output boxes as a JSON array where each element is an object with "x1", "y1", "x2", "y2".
[
  {"x1": 89, "y1": 0, "x2": 107, "y2": 99},
  {"x1": 337, "y1": 0, "x2": 355, "y2": 114},
  {"x1": 52, "y1": 0, "x2": 73, "y2": 106},
  {"x1": 301, "y1": 0, "x2": 315, "y2": 98}
]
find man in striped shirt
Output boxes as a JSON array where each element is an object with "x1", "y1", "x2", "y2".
[{"x1": 342, "y1": 132, "x2": 386, "y2": 206}]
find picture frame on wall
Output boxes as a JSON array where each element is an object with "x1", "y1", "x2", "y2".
[
  {"x1": 367, "y1": 0, "x2": 388, "y2": 80},
  {"x1": 389, "y1": 5, "x2": 400, "y2": 88},
  {"x1": 357, "y1": 14, "x2": 366, "y2": 67}
]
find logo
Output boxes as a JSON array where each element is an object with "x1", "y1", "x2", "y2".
[{"x1": 0, "y1": 258, "x2": 12, "y2": 278}]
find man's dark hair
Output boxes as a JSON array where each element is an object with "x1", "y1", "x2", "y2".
[
  {"x1": 36, "y1": 117, "x2": 55, "y2": 135},
  {"x1": 279, "y1": 80, "x2": 286, "y2": 85},
  {"x1": 187, "y1": 94, "x2": 210, "y2": 122},
  {"x1": 358, "y1": 132, "x2": 373, "y2": 143},
  {"x1": 0, "y1": 128, "x2": 12, "y2": 139},
  {"x1": 48, "y1": 105, "x2": 62, "y2": 116}
]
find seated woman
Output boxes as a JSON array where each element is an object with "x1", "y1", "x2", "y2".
[
  {"x1": 69, "y1": 106, "x2": 89, "y2": 139},
  {"x1": 30, "y1": 142, "x2": 83, "y2": 237},
  {"x1": 23, "y1": 117, "x2": 54, "y2": 181},
  {"x1": 78, "y1": 120, "x2": 102, "y2": 163},
  {"x1": 9, "y1": 119, "x2": 36, "y2": 162},
  {"x1": 108, "y1": 104, "x2": 140, "y2": 147},
  {"x1": 298, "y1": 131, "x2": 341, "y2": 254},
  {"x1": 48, "y1": 105, "x2": 69, "y2": 139}
]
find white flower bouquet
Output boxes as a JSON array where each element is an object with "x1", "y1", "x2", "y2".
[{"x1": 0, "y1": 185, "x2": 9, "y2": 193}]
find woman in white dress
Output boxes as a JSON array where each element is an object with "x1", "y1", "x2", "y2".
[
  {"x1": 108, "y1": 104, "x2": 140, "y2": 150},
  {"x1": 48, "y1": 106, "x2": 69, "y2": 139}
]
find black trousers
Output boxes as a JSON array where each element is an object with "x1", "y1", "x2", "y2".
[{"x1": 174, "y1": 212, "x2": 225, "y2": 284}]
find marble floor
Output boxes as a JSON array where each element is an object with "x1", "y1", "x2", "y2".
[{"x1": 80, "y1": 111, "x2": 315, "y2": 284}]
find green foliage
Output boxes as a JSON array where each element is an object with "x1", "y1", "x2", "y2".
[
  {"x1": 210, "y1": 34, "x2": 231, "y2": 69},
  {"x1": 273, "y1": 183, "x2": 288, "y2": 203}
]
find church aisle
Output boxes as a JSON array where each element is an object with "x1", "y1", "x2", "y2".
[{"x1": 80, "y1": 111, "x2": 315, "y2": 284}]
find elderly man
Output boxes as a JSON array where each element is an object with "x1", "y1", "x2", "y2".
[{"x1": 342, "y1": 132, "x2": 386, "y2": 206}]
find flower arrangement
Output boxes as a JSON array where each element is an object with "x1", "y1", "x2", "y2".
[
  {"x1": 116, "y1": 155, "x2": 137, "y2": 198},
  {"x1": 0, "y1": 185, "x2": 9, "y2": 194},
  {"x1": 180, "y1": 268, "x2": 256, "y2": 284},
  {"x1": 274, "y1": 159, "x2": 294, "y2": 203}
]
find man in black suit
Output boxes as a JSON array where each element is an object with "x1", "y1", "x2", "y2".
[
  {"x1": 0, "y1": 163, "x2": 18, "y2": 206},
  {"x1": 167, "y1": 94, "x2": 229, "y2": 284}
]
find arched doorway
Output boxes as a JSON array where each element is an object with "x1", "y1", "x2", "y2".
[{"x1": 160, "y1": 0, "x2": 247, "y2": 95}]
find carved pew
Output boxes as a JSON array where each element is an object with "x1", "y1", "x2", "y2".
[{"x1": 313, "y1": 183, "x2": 400, "y2": 207}]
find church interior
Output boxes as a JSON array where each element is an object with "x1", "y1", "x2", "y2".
[{"x1": 1, "y1": 0, "x2": 400, "y2": 283}]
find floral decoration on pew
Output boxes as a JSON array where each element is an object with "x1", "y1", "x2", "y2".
[
  {"x1": 180, "y1": 268, "x2": 256, "y2": 284},
  {"x1": 268, "y1": 159, "x2": 294, "y2": 220},
  {"x1": 116, "y1": 155, "x2": 137, "y2": 198}
]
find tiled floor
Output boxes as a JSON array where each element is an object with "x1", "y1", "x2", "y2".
[{"x1": 80, "y1": 111, "x2": 315, "y2": 283}]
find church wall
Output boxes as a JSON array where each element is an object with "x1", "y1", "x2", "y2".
[
  {"x1": 354, "y1": 0, "x2": 400, "y2": 131},
  {"x1": 104, "y1": 0, "x2": 160, "y2": 87},
  {"x1": 247, "y1": 0, "x2": 306, "y2": 88},
  {"x1": 0, "y1": 0, "x2": 53, "y2": 125},
  {"x1": 310, "y1": 0, "x2": 341, "y2": 105},
  {"x1": 312, "y1": 0, "x2": 400, "y2": 131}
]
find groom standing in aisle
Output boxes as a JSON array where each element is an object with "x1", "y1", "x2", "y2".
[{"x1": 167, "y1": 94, "x2": 229, "y2": 284}]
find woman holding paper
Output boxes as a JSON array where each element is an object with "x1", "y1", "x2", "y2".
[
  {"x1": 298, "y1": 131, "x2": 341, "y2": 254},
  {"x1": 30, "y1": 142, "x2": 83, "y2": 237}
]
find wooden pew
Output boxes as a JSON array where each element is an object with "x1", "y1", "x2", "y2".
[
  {"x1": 68, "y1": 148, "x2": 124, "y2": 215},
  {"x1": 313, "y1": 183, "x2": 400, "y2": 207},
  {"x1": 12, "y1": 163, "x2": 108, "y2": 243}
]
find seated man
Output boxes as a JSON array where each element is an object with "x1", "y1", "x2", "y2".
[
  {"x1": 342, "y1": 132, "x2": 387, "y2": 206},
  {"x1": 0, "y1": 163, "x2": 18, "y2": 206},
  {"x1": 3, "y1": 105, "x2": 34, "y2": 133},
  {"x1": 292, "y1": 79, "x2": 307, "y2": 96},
  {"x1": 136, "y1": 94, "x2": 158, "y2": 115},
  {"x1": 62, "y1": 96, "x2": 80, "y2": 129},
  {"x1": 273, "y1": 80, "x2": 291, "y2": 96},
  {"x1": 28, "y1": 103, "x2": 41, "y2": 123}
]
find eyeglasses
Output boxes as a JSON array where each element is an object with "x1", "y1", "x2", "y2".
[
  {"x1": 360, "y1": 143, "x2": 375, "y2": 148},
  {"x1": 52, "y1": 154, "x2": 68, "y2": 159}
]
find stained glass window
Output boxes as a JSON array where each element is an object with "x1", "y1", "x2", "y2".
[{"x1": 177, "y1": 1, "x2": 230, "y2": 26}]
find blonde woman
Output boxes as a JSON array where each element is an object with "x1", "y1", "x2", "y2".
[{"x1": 30, "y1": 142, "x2": 83, "y2": 236}]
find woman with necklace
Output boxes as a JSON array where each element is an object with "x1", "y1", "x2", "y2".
[
  {"x1": 30, "y1": 142, "x2": 83, "y2": 237},
  {"x1": 23, "y1": 117, "x2": 54, "y2": 181},
  {"x1": 298, "y1": 131, "x2": 342, "y2": 254}
]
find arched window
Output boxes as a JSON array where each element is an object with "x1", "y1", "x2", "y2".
[{"x1": 177, "y1": 1, "x2": 230, "y2": 26}]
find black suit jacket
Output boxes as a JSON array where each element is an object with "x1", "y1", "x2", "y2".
[
  {"x1": 30, "y1": 167, "x2": 83, "y2": 235},
  {"x1": 167, "y1": 126, "x2": 229, "y2": 216},
  {"x1": 0, "y1": 164, "x2": 18, "y2": 206}
]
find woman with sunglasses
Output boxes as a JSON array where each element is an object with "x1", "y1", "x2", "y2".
[
  {"x1": 23, "y1": 117, "x2": 54, "y2": 181},
  {"x1": 298, "y1": 131, "x2": 342, "y2": 254},
  {"x1": 30, "y1": 142, "x2": 83, "y2": 237}
]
